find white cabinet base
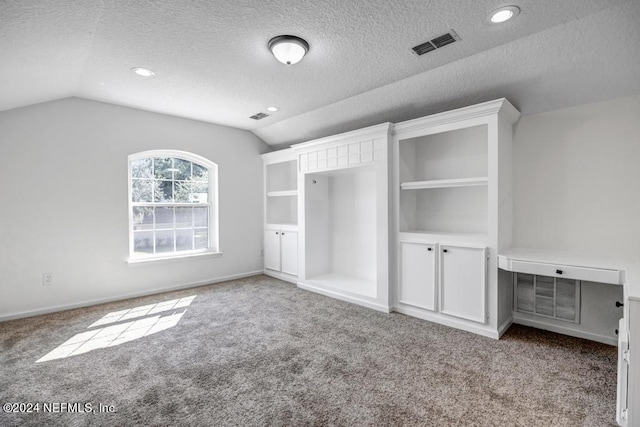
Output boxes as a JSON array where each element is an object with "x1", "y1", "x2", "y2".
[
  {"x1": 263, "y1": 269, "x2": 298, "y2": 285},
  {"x1": 392, "y1": 304, "x2": 510, "y2": 339},
  {"x1": 399, "y1": 241, "x2": 437, "y2": 311},
  {"x1": 298, "y1": 279, "x2": 389, "y2": 313}
]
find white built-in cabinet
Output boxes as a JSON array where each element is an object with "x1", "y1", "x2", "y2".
[
  {"x1": 393, "y1": 99, "x2": 520, "y2": 338},
  {"x1": 261, "y1": 149, "x2": 298, "y2": 284},
  {"x1": 399, "y1": 241, "x2": 436, "y2": 311},
  {"x1": 264, "y1": 228, "x2": 298, "y2": 276},
  {"x1": 439, "y1": 245, "x2": 487, "y2": 323},
  {"x1": 261, "y1": 99, "x2": 521, "y2": 337}
]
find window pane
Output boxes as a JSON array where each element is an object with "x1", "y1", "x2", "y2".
[
  {"x1": 155, "y1": 230, "x2": 174, "y2": 253},
  {"x1": 132, "y1": 179, "x2": 152, "y2": 202},
  {"x1": 191, "y1": 182, "x2": 208, "y2": 203},
  {"x1": 132, "y1": 207, "x2": 154, "y2": 230},
  {"x1": 176, "y1": 229, "x2": 194, "y2": 251},
  {"x1": 174, "y1": 159, "x2": 191, "y2": 181},
  {"x1": 155, "y1": 207, "x2": 174, "y2": 229},
  {"x1": 193, "y1": 164, "x2": 208, "y2": 181},
  {"x1": 154, "y1": 158, "x2": 173, "y2": 180},
  {"x1": 159, "y1": 180, "x2": 173, "y2": 202},
  {"x1": 194, "y1": 207, "x2": 208, "y2": 228},
  {"x1": 133, "y1": 231, "x2": 154, "y2": 254},
  {"x1": 174, "y1": 181, "x2": 192, "y2": 203},
  {"x1": 194, "y1": 229, "x2": 208, "y2": 249},
  {"x1": 130, "y1": 153, "x2": 215, "y2": 259},
  {"x1": 131, "y1": 159, "x2": 152, "y2": 178},
  {"x1": 175, "y1": 207, "x2": 192, "y2": 229}
]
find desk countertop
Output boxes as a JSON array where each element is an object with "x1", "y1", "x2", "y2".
[{"x1": 499, "y1": 247, "x2": 640, "y2": 300}]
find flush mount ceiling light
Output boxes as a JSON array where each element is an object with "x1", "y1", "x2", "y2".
[
  {"x1": 131, "y1": 67, "x2": 155, "y2": 77},
  {"x1": 266, "y1": 106, "x2": 280, "y2": 112},
  {"x1": 489, "y1": 5, "x2": 520, "y2": 23},
  {"x1": 268, "y1": 35, "x2": 309, "y2": 65}
]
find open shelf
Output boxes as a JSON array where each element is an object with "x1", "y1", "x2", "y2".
[
  {"x1": 401, "y1": 177, "x2": 488, "y2": 190},
  {"x1": 266, "y1": 160, "x2": 297, "y2": 193},
  {"x1": 399, "y1": 125, "x2": 488, "y2": 183},
  {"x1": 267, "y1": 190, "x2": 298, "y2": 197},
  {"x1": 399, "y1": 185, "x2": 488, "y2": 235},
  {"x1": 267, "y1": 194, "x2": 297, "y2": 225}
]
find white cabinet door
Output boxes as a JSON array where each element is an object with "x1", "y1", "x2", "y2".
[
  {"x1": 280, "y1": 231, "x2": 298, "y2": 276},
  {"x1": 440, "y1": 245, "x2": 487, "y2": 323},
  {"x1": 399, "y1": 241, "x2": 436, "y2": 311},
  {"x1": 264, "y1": 230, "x2": 281, "y2": 271}
]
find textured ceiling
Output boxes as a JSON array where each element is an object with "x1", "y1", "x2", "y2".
[{"x1": 1, "y1": 0, "x2": 639, "y2": 146}]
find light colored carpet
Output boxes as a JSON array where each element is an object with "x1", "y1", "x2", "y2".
[{"x1": 0, "y1": 275, "x2": 617, "y2": 426}]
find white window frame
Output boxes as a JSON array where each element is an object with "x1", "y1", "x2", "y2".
[{"x1": 127, "y1": 150, "x2": 220, "y2": 263}]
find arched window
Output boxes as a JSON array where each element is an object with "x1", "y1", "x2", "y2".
[{"x1": 128, "y1": 150, "x2": 219, "y2": 261}]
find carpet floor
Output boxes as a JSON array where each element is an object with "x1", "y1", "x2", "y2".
[{"x1": 0, "y1": 275, "x2": 618, "y2": 426}]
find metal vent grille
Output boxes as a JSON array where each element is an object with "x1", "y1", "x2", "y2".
[
  {"x1": 412, "y1": 30, "x2": 460, "y2": 56},
  {"x1": 249, "y1": 112, "x2": 269, "y2": 120},
  {"x1": 412, "y1": 41, "x2": 436, "y2": 56}
]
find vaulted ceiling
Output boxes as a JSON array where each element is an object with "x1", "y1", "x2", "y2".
[{"x1": 2, "y1": 0, "x2": 639, "y2": 147}]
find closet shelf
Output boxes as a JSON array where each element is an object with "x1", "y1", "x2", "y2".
[
  {"x1": 400, "y1": 177, "x2": 488, "y2": 190},
  {"x1": 266, "y1": 190, "x2": 298, "y2": 197}
]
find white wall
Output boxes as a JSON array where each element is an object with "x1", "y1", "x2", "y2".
[
  {"x1": 329, "y1": 168, "x2": 377, "y2": 283},
  {"x1": 513, "y1": 95, "x2": 640, "y2": 262},
  {"x1": 0, "y1": 97, "x2": 269, "y2": 319}
]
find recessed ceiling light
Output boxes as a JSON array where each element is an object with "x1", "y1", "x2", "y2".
[
  {"x1": 266, "y1": 106, "x2": 280, "y2": 112},
  {"x1": 489, "y1": 6, "x2": 520, "y2": 23},
  {"x1": 131, "y1": 67, "x2": 155, "y2": 77}
]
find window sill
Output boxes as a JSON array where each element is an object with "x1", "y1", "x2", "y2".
[{"x1": 127, "y1": 251, "x2": 223, "y2": 266}]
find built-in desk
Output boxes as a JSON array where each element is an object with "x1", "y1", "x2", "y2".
[
  {"x1": 498, "y1": 247, "x2": 625, "y2": 346},
  {"x1": 498, "y1": 248, "x2": 640, "y2": 426},
  {"x1": 498, "y1": 248, "x2": 625, "y2": 285}
]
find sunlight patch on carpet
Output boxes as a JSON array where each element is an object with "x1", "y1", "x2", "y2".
[
  {"x1": 36, "y1": 296, "x2": 196, "y2": 363},
  {"x1": 88, "y1": 295, "x2": 196, "y2": 328}
]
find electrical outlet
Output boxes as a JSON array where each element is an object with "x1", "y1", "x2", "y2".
[{"x1": 43, "y1": 273, "x2": 54, "y2": 286}]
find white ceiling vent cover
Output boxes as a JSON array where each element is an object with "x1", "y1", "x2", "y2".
[
  {"x1": 249, "y1": 112, "x2": 270, "y2": 120},
  {"x1": 412, "y1": 30, "x2": 460, "y2": 56}
]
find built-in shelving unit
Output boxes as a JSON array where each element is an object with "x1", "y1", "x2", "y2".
[
  {"x1": 261, "y1": 149, "x2": 299, "y2": 283},
  {"x1": 393, "y1": 98, "x2": 521, "y2": 339},
  {"x1": 293, "y1": 123, "x2": 392, "y2": 312},
  {"x1": 398, "y1": 123, "x2": 490, "y2": 237}
]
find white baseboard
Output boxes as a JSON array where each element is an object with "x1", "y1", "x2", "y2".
[
  {"x1": 512, "y1": 312, "x2": 617, "y2": 346},
  {"x1": 498, "y1": 317, "x2": 514, "y2": 338},
  {"x1": 391, "y1": 304, "x2": 500, "y2": 340},
  {"x1": 263, "y1": 269, "x2": 298, "y2": 285},
  {"x1": 297, "y1": 281, "x2": 391, "y2": 313},
  {"x1": 0, "y1": 270, "x2": 263, "y2": 323}
]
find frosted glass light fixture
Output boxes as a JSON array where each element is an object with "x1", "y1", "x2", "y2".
[
  {"x1": 489, "y1": 6, "x2": 520, "y2": 23},
  {"x1": 131, "y1": 67, "x2": 155, "y2": 77},
  {"x1": 268, "y1": 35, "x2": 309, "y2": 65}
]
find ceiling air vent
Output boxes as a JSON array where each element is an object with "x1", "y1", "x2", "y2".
[
  {"x1": 412, "y1": 30, "x2": 460, "y2": 56},
  {"x1": 249, "y1": 112, "x2": 270, "y2": 120}
]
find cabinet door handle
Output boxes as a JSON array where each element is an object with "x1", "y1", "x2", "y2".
[
  {"x1": 276, "y1": 232, "x2": 279, "y2": 235},
  {"x1": 616, "y1": 301, "x2": 624, "y2": 308},
  {"x1": 427, "y1": 247, "x2": 432, "y2": 251},
  {"x1": 556, "y1": 269, "x2": 563, "y2": 275},
  {"x1": 443, "y1": 249, "x2": 448, "y2": 253},
  {"x1": 282, "y1": 232, "x2": 285, "y2": 236}
]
